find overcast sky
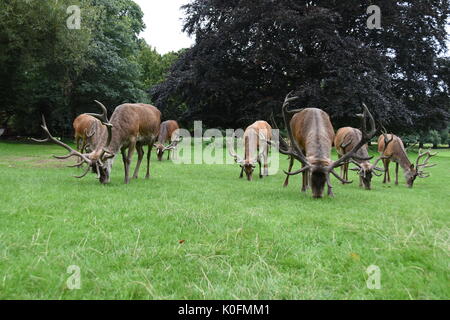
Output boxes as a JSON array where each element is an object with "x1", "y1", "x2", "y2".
[{"x1": 134, "y1": 0, "x2": 195, "y2": 54}]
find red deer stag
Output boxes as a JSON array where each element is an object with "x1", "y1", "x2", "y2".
[
  {"x1": 277, "y1": 93, "x2": 377, "y2": 198},
  {"x1": 73, "y1": 114, "x2": 100, "y2": 153},
  {"x1": 229, "y1": 121, "x2": 272, "y2": 181},
  {"x1": 334, "y1": 127, "x2": 387, "y2": 190},
  {"x1": 377, "y1": 134, "x2": 437, "y2": 188},
  {"x1": 33, "y1": 101, "x2": 161, "y2": 184},
  {"x1": 154, "y1": 120, "x2": 180, "y2": 161}
]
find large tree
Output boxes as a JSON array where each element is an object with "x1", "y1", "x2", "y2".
[
  {"x1": 0, "y1": 0, "x2": 148, "y2": 136},
  {"x1": 151, "y1": 0, "x2": 449, "y2": 132}
]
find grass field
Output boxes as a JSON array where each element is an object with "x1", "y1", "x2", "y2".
[{"x1": 0, "y1": 141, "x2": 449, "y2": 299}]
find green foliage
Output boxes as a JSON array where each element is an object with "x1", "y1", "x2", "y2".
[
  {"x1": 439, "y1": 126, "x2": 449, "y2": 146},
  {"x1": 0, "y1": 0, "x2": 161, "y2": 136},
  {"x1": 138, "y1": 45, "x2": 180, "y2": 89},
  {"x1": 0, "y1": 142, "x2": 449, "y2": 299},
  {"x1": 428, "y1": 130, "x2": 442, "y2": 147}
]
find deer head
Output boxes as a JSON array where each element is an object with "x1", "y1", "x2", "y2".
[
  {"x1": 228, "y1": 132, "x2": 266, "y2": 181},
  {"x1": 277, "y1": 93, "x2": 378, "y2": 198},
  {"x1": 33, "y1": 101, "x2": 115, "y2": 184},
  {"x1": 405, "y1": 149, "x2": 437, "y2": 188},
  {"x1": 154, "y1": 138, "x2": 182, "y2": 161},
  {"x1": 348, "y1": 133, "x2": 392, "y2": 190}
]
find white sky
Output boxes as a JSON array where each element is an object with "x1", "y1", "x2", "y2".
[{"x1": 134, "y1": 0, "x2": 195, "y2": 54}]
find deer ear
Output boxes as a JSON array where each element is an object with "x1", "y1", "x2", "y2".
[{"x1": 410, "y1": 164, "x2": 415, "y2": 170}]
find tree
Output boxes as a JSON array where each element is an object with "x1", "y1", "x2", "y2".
[
  {"x1": 151, "y1": 0, "x2": 449, "y2": 132},
  {"x1": 0, "y1": 0, "x2": 149, "y2": 136}
]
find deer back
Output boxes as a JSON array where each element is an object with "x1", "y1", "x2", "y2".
[
  {"x1": 243, "y1": 121, "x2": 272, "y2": 161},
  {"x1": 158, "y1": 120, "x2": 179, "y2": 144},
  {"x1": 377, "y1": 134, "x2": 407, "y2": 162},
  {"x1": 73, "y1": 114, "x2": 99, "y2": 139},
  {"x1": 335, "y1": 127, "x2": 370, "y2": 159},
  {"x1": 100, "y1": 104, "x2": 161, "y2": 153},
  {"x1": 290, "y1": 108, "x2": 335, "y2": 162}
]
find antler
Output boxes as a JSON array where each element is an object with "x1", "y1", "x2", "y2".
[
  {"x1": 86, "y1": 100, "x2": 113, "y2": 148},
  {"x1": 415, "y1": 149, "x2": 437, "y2": 178},
  {"x1": 32, "y1": 115, "x2": 92, "y2": 178},
  {"x1": 163, "y1": 135, "x2": 183, "y2": 151},
  {"x1": 279, "y1": 92, "x2": 310, "y2": 167},
  {"x1": 328, "y1": 103, "x2": 377, "y2": 171},
  {"x1": 269, "y1": 112, "x2": 292, "y2": 154}
]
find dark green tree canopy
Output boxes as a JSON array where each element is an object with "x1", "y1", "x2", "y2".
[
  {"x1": 0, "y1": 0, "x2": 151, "y2": 136},
  {"x1": 151, "y1": 0, "x2": 449, "y2": 132}
]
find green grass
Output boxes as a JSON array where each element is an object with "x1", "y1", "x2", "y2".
[{"x1": 0, "y1": 141, "x2": 449, "y2": 300}]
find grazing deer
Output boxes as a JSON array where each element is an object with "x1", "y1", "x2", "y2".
[
  {"x1": 73, "y1": 114, "x2": 103, "y2": 153},
  {"x1": 229, "y1": 121, "x2": 272, "y2": 181},
  {"x1": 34, "y1": 101, "x2": 161, "y2": 184},
  {"x1": 276, "y1": 93, "x2": 377, "y2": 198},
  {"x1": 377, "y1": 134, "x2": 437, "y2": 188},
  {"x1": 154, "y1": 120, "x2": 180, "y2": 161},
  {"x1": 334, "y1": 127, "x2": 386, "y2": 190}
]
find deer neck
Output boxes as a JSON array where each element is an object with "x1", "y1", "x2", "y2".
[
  {"x1": 396, "y1": 149, "x2": 413, "y2": 173},
  {"x1": 96, "y1": 122, "x2": 123, "y2": 156},
  {"x1": 158, "y1": 125, "x2": 168, "y2": 144}
]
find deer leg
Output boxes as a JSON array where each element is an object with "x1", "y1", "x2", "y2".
[
  {"x1": 386, "y1": 160, "x2": 391, "y2": 183},
  {"x1": 132, "y1": 143, "x2": 144, "y2": 179},
  {"x1": 75, "y1": 137, "x2": 80, "y2": 152},
  {"x1": 382, "y1": 159, "x2": 388, "y2": 184},
  {"x1": 173, "y1": 146, "x2": 178, "y2": 161},
  {"x1": 327, "y1": 174, "x2": 334, "y2": 197},
  {"x1": 239, "y1": 167, "x2": 244, "y2": 179},
  {"x1": 124, "y1": 141, "x2": 136, "y2": 184},
  {"x1": 259, "y1": 159, "x2": 262, "y2": 179},
  {"x1": 359, "y1": 175, "x2": 363, "y2": 187},
  {"x1": 395, "y1": 162, "x2": 399, "y2": 185},
  {"x1": 80, "y1": 138, "x2": 87, "y2": 154},
  {"x1": 264, "y1": 147, "x2": 269, "y2": 176},
  {"x1": 145, "y1": 143, "x2": 153, "y2": 179},
  {"x1": 283, "y1": 156, "x2": 294, "y2": 187},
  {"x1": 167, "y1": 149, "x2": 170, "y2": 160},
  {"x1": 301, "y1": 166, "x2": 309, "y2": 193},
  {"x1": 121, "y1": 147, "x2": 128, "y2": 182},
  {"x1": 343, "y1": 162, "x2": 348, "y2": 183}
]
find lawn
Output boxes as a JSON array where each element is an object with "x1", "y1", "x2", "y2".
[{"x1": 0, "y1": 141, "x2": 449, "y2": 299}]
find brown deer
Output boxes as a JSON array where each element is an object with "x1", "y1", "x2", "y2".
[
  {"x1": 154, "y1": 120, "x2": 180, "y2": 161},
  {"x1": 334, "y1": 127, "x2": 387, "y2": 190},
  {"x1": 229, "y1": 121, "x2": 272, "y2": 181},
  {"x1": 34, "y1": 101, "x2": 161, "y2": 184},
  {"x1": 377, "y1": 134, "x2": 437, "y2": 188},
  {"x1": 73, "y1": 114, "x2": 100, "y2": 153},
  {"x1": 276, "y1": 93, "x2": 377, "y2": 198}
]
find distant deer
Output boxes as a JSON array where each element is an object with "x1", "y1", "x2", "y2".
[
  {"x1": 154, "y1": 120, "x2": 180, "y2": 161},
  {"x1": 229, "y1": 121, "x2": 272, "y2": 181},
  {"x1": 276, "y1": 93, "x2": 377, "y2": 198},
  {"x1": 377, "y1": 134, "x2": 437, "y2": 187},
  {"x1": 73, "y1": 114, "x2": 102, "y2": 153},
  {"x1": 34, "y1": 101, "x2": 161, "y2": 184},
  {"x1": 334, "y1": 127, "x2": 387, "y2": 190}
]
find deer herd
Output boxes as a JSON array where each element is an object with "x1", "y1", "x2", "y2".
[{"x1": 34, "y1": 93, "x2": 437, "y2": 199}]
